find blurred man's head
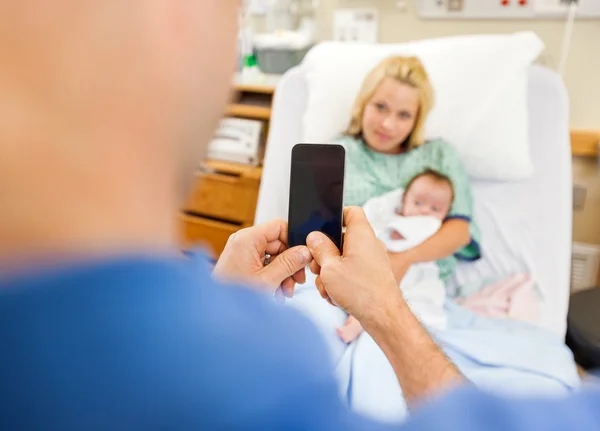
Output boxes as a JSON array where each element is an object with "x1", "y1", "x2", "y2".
[{"x1": 0, "y1": 1, "x2": 240, "y2": 256}]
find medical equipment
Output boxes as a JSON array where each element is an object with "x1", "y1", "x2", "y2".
[
  {"x1": 241, "y1": 0, "x2": 317, "y2": 74},
  {"x1": 333, "y1": 9, "x2": 380, "y2": 43},
  {"x1": 253, "y1": 30, "x2": 313, "y2": 74},
  {"x1": 207, "y1": 118, "x2": 265, "y2": 166},
  {"x1": 255, "y1": 63, "x2": 572, "y2": 338},
  {"x1": 418, "y1": 0, "x2": 600, "y2": 19},
  {"x1": 244, "y1": 0, "x2": 318, "y2": 31}
]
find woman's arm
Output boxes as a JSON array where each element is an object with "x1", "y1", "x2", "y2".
[{"x1": 388, "y1": 219, "x2": 470, "y2": 281}]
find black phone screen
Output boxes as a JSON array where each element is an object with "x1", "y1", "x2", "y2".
[{"x1": 287, "y1": 144, "x2": 345, "y2": 250}]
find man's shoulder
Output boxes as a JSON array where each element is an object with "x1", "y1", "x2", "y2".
[{"x1": 0, "y1": 254, "x2": 330, "y2": 361}]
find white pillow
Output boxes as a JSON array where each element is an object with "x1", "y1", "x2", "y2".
[{"x1": 301, "y1": 32, "x2": 544, "y2": 180}]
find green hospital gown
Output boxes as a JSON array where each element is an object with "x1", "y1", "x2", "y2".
[{"x1": 337, "y1": 135, "x2": 481, "y2": 279}]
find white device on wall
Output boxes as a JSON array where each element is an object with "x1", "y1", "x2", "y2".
[
  {"x1": 208, "y1": 118, "x2": 265, "y2": 166},
  {"x1": 418, "y1": 0, "x2": 600, "y2": 19},
  {"x1": 333, "y1": 8, "x2": 380, "y2": 43}
]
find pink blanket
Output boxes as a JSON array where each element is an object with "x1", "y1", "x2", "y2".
[{"x1": 455, "y1": 274, "x2": 539, "y2": 324}]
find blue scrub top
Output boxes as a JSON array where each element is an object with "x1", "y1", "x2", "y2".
[{"x1": 0, "y1": 254, "x2": 598, "y2": 430}]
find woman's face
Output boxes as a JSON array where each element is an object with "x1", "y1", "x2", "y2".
[{"x1": 361, "y1": 78, "x2": 420, "y2": 154}]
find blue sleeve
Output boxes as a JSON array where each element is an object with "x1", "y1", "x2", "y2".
[
  {"x1": 5, "y1": 257, "x2": 599, "y2": 430},
  {"x1": 188, "y1": 281, "x2": 400, "y2": 430},
  {"x1": 401, "y1": 386, "x2": 600, "y2": 431},
  {"x1": 0, "y1": 258, "x2": 397, "y2": 430}
]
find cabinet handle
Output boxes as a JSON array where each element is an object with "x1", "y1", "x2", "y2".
[{"x1": 197, "y1": 163, "x2": 242, "y2": 180}]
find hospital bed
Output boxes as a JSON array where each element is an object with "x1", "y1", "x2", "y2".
[
  {"x1": 253, "y1": 61, "x2": 578, "y2": 422},
  {"x1": 254, "y1": 63, "x2": 572, "y2": 339}
]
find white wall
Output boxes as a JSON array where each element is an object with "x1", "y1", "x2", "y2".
[{"x1": 315, "y1": 0, "x2": 600, "y2": 128}]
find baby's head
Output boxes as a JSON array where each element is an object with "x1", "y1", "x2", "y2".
[{"x1": 400, "y1": 170, "x2": 454, "y2": 221}]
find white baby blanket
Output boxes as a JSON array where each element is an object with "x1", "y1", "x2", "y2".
[{"x1": 362, "y1": 189, "x2": 447, "y2": 330}]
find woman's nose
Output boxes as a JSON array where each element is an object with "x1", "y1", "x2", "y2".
[{"x1": 382, "y1": 115, "x2": 394, "y2": 130}]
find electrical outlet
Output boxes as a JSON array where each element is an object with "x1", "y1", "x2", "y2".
[
  {"x1": 573, "y1": 184, "x2": 587, "y2": 211},
  {"x1": 448, "y1": 0, "x2": 463, "y2": 12},
  {"x1": 333, "y1": 9, "x2": 379, "y2": 43},
  {"x1": 396, "y1": 0, "x2": 408, "y2": 12}
]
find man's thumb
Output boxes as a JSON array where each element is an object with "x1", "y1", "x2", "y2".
[
  {"x1": 307, "y1": 232, "x2": 340, "y2": 266},
  {"x1": 261, "y1": 246, "x2": 312, "y2": 286}
]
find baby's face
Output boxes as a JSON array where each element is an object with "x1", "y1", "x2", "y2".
[{"x1": 401, "y1": 176, "x2": 453, "y2": 221}]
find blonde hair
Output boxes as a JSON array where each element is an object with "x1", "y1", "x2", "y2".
[{"x1": 345, "y1": 56, "x2": 434, "y2": 149}]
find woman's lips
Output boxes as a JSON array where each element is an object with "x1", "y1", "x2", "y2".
[{"x1": 374, "y1": 131, "x2": 391, "y2": 141}]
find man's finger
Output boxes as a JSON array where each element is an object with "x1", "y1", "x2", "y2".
[
  {"x1": 281, "y1": 277, "x2": 296, "y2": 298},
  {"x1": 259, "y1": 246, "x2": 312, "y2": 286},
  {"x1": 343, "y1": 206, "x2": 373, "y2": 229},
  {"x1": 315, "y1": 277, "x2": 335, "y2": 307},
  {"x1": 309, "y1": 260, "x2": 321, "y2": 276},
  {"x1": 292, "y1": 268, "x2": 306, "y2": 285},
  {"x1": 306, "y1": 232, "x2": 340, "y2": 266},
  {"x1": 246, "y1": 219, "x2": 288, "y2": 248},
  {"x1": 265, "y1": 240, "x2": 287, "y2": 256},
  {"x1": 315, "y1": 276, "x2": 328, "y2": 300}
]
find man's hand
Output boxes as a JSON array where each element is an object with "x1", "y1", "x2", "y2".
[
  {"x1": 213, "y1": 219, "x2": 313, "y2": 297},
  {"x1": 308, "y1": 207, "x2": 464, "y2": 405},
  {"x1": 307, "y1": 207, "x2": 401, "y2": 326}
]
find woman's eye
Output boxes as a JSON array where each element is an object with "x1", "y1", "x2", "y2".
[
  {"x1": 375, "y1": 103, "x2": 386, "y2": 112},
  {"x1": 415, "y1": 201, "x2": 422, "y2": 207},
  {"x1": 398, "y1": 111, "x2": 412, "y2": 119}
]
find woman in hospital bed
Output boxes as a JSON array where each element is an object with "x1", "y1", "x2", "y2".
[
  {"x1": 337, "y1": 55, "x2": 481, "y2": 286},
  {"x1": 338, "y1": 169, "x2": 455, "y2": 343},
  {"x1": 312, "y1": 58, "x2": 485, "y2": 420},
  {"x1": 288, "y1": 54, "x2": 579, "y2": 424}
]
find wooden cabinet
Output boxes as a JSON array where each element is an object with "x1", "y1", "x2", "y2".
[
  {"x1": 184, "y1": 162, "x2": 262, "y2": 224},
  {"x1": 180, "y1": 77, "x2": 279, "y2": 257},
  {"x1": 180, "y1": 161, "x2": 263, "y2": 257},
  {"x1": 180, "y1": 215, "x2": 240, "y2": 256}
]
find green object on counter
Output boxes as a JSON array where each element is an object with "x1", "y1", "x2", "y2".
[{"x1": 243, "y1": 54, "x2": 257, "y2": 68}]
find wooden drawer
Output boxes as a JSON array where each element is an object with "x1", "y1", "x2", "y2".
[
  {"x1": 180, "y1": 215, "x2": 240, "y2": 256},
  {"x1": 184, "y1": 163, "x2": 261, "y2": 225}
]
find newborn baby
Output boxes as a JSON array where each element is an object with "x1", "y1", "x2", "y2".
[
  {"x1": 337, "y1": 170, "x2": 454, "y2": 343},
  {"x1": 389, "y1": 170, "x2": 454, "y2": 240}
]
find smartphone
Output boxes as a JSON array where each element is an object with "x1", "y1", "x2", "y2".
[{"x1": 287, "y1": 143, "x2": 345, "y2": 250}]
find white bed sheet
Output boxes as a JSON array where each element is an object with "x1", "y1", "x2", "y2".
[
  {"x1": 255, "y1": 64, "x2": 572, "y2": 338},
  {"x1": 448, "y1": 66, "x2": 572, "y2": 337}
]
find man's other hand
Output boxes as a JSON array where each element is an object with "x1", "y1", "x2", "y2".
[{"x1": 213, "y1": 219, "x2": 313, "y2": 298}]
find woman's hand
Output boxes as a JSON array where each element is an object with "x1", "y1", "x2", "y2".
[
  {"x1": 213, "y1": 219, "x2": 313, "y2": 297},
  {"x1": 387, "y1": 219, "x2": 471, "y2": 282},
  {"x1": 387, "y1": 250, "x2": 416, "y2": 284}
]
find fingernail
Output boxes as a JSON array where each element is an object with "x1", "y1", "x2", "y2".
[
  {"x1": 306, "y1": 232, "x2": 323, "y2": 249},
  {"x1": 298, "y1": 247, "x2": 312, "y2": 264}
]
